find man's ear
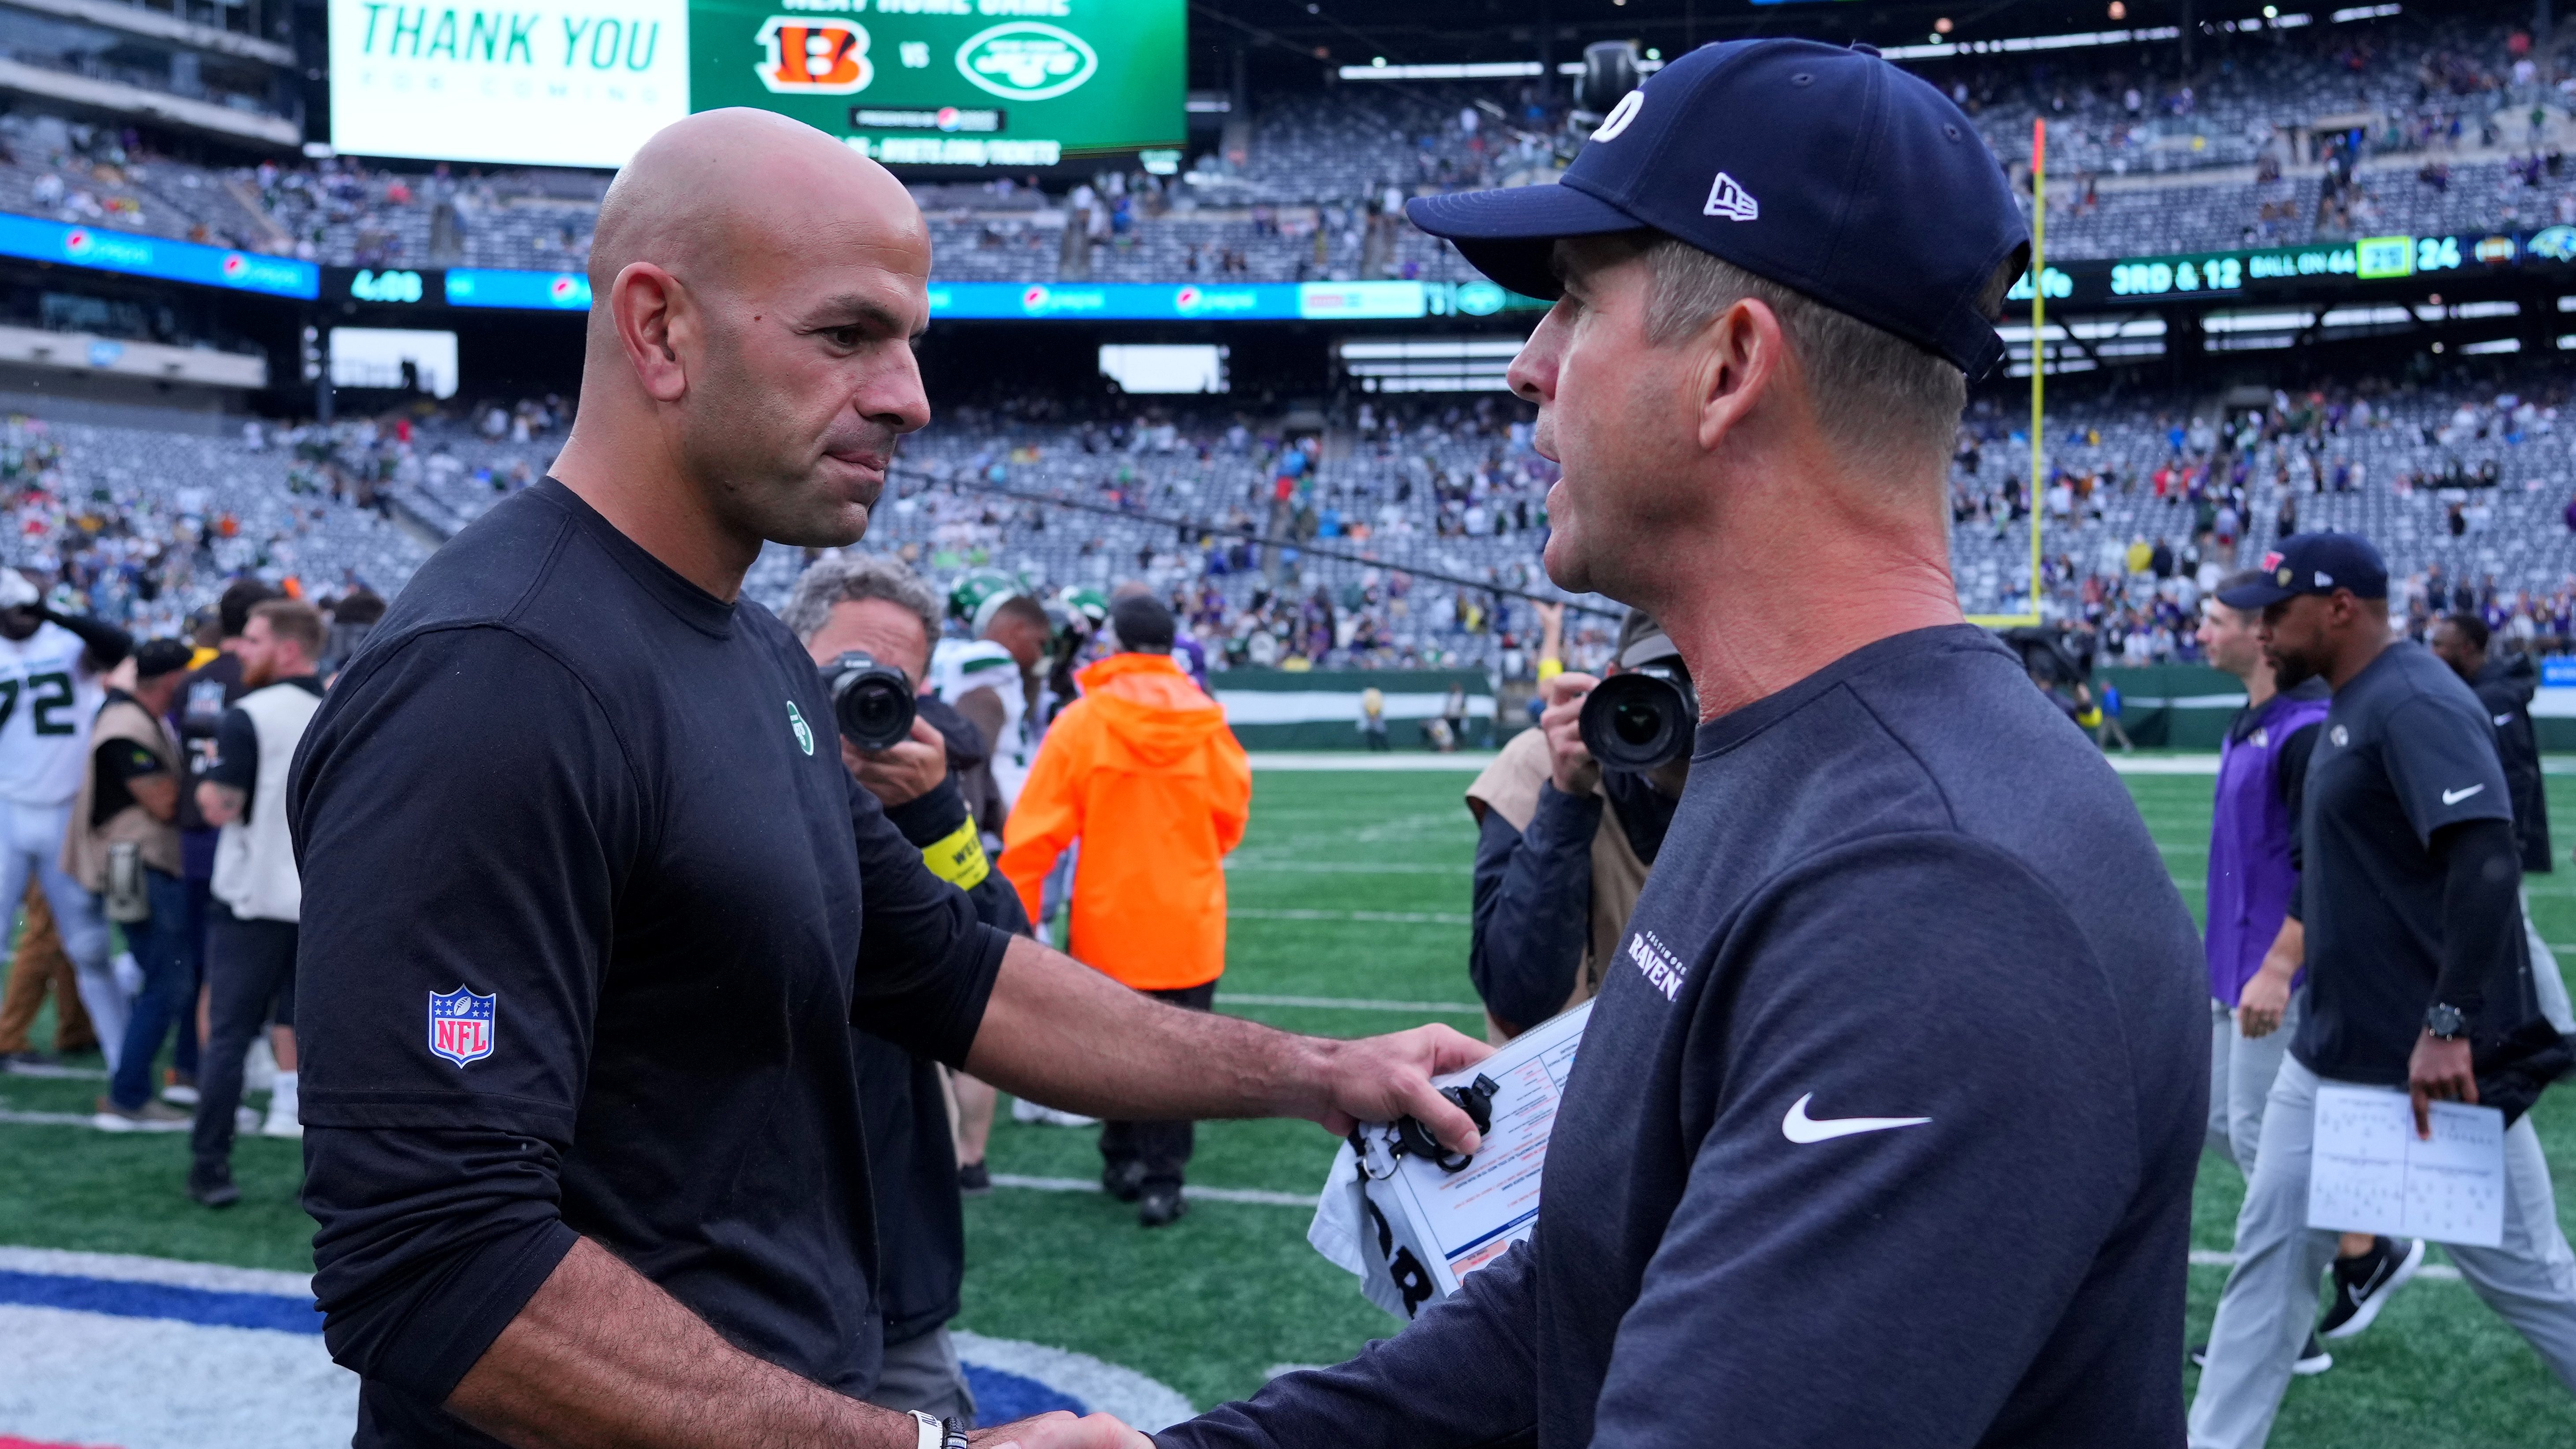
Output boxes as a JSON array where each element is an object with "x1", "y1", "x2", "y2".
[
  {"x1": 1692, "y1": 297, "x2": 1788, "y2": 455},
  {"x1": 610, "y1": 262, "x2": 692, "y2": 404}
]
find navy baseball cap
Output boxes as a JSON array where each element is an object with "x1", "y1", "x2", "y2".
[
  {"x1": 1406, "y1": 39, "x2": 2030, "y2": 380},
  {"x1": 2216, "y1": 533, "x2": 2389, "y2": 608}
]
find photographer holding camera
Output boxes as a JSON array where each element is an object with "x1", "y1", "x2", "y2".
[
  {"x1": 785, "y1": 550, "x2": 1030, "y2": 1429},
  {"x1": 1465, "y1": 611, "x2": 1688, "y2": 1041}
]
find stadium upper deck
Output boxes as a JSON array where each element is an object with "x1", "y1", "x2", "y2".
[{"x1": 0, "y1": 9, "x2": 2566, "y2": 285}]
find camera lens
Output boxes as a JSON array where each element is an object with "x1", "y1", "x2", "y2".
[
  {"x1": 1578, "y1": 669, "x2": 1696, "y2": 772},
  {"x1": 827, "y1": 652, "x2": 919, "y2": 752}
]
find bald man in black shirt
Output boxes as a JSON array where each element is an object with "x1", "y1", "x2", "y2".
[{"x1": 291, "y1": 109, "x2": 1490, "y2": 1449}]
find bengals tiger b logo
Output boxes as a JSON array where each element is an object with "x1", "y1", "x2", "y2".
[{"x1": 754, "y1": 16, "x2": 872, "y2": 95}]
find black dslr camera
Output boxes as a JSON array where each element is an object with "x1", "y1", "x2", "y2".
[
  {"x1": 823, "y1": 651, "x2": 917, "y2": 751},
  {"x1": 1578, "y1": 663, "x2": 1697, "y2": 772}
]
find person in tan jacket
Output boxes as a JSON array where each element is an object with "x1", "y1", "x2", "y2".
[
  {"x1": 69, "y1": 639, "x2": 195, "y2": 1126},
  {"x1": 999, "y1": 593, "x2": 1251, "y2": 1226},
  {"x1": 1465, "y1": 612, "x2": 1688, "y2": 1041}
]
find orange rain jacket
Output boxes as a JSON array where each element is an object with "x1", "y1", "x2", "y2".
[{"x1": 998, "y1": 652, "x2": 1251, "y2": 991}]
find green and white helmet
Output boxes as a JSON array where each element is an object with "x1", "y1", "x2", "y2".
[
  {"x1": 947, "y1": 568, "x2": 1027, "y2": 634},
  {"x1": 1048, "y1": 586, "x2": 1110, "y2": 643}
]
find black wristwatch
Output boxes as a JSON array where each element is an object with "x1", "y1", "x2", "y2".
[{"x1": 2424, "y1": 1002, "x2": 2467, "y2": 1040}]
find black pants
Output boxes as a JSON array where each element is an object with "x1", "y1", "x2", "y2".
[
  {"x1": 190, "y1": 906, "x2": 298, "y2": 1165},
  {"x1": 1100, "y1": 980, "x2": 1218, "y2": 1191}
]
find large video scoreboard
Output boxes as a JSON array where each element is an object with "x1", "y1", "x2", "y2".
[{"x1": 327, "y1": 0, "x2": 1184, "y2": 170}]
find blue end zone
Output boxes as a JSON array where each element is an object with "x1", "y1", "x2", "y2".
[
  {"x1": 963, "y1": 1364, "x2": 1086, "y2": 1422},
  {"x1": 0, "y1": 1268, "x2": 323, "y2": 1334}
]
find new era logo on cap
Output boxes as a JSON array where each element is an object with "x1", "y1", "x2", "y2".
[{"x1": 1703, "y1": 172, "x2": 1759, "y2": 221}]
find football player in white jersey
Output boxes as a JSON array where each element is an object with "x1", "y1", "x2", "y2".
[
  {"x1": 0, "y1": 568, "x2": 134, "y2": 1069},
  {"x1": 931, "y1": 583, "x2": 1049, "y2": 809}
]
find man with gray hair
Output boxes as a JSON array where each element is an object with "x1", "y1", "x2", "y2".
[{"x1": 1163, "y1": 38, "x2": 2204, "y2": 1449}]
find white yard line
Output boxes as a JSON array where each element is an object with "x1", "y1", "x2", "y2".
[
  {"x1": 1221, "y1": 993, "x2": 1483, "y2": 1014},
  {"x1": 1249, "y1": 752, "x2": 1495, "y2": 771},
  {"x1": 988, "y1": 1173, "x2": 1313, "y2": 1208},
  {"x1": 2188, "y1": 1247, "x2": 2462, "y2": 1280},
  {"x1": 1228, "y1": 907, "x2": 1470, "y2": 925}
]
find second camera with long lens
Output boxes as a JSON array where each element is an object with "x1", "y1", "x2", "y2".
[
  {"x1": 824, "y1": 650, "x2": 918, "y2": 751},
  {"x1": 1578, "y1": 664, "x2": 1697, "y2": 772}
]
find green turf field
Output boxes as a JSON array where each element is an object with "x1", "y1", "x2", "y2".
[{"x1": 4, "y1": 761, "x2": 2575, "y2": 1444}]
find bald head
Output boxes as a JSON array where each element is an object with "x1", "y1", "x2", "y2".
[
  {"x1": 548, "y1": 108, "x2": 936, "y2": 595},
  {"x1": 591, "y1": 108, "x2": 928, "y2": 329}
]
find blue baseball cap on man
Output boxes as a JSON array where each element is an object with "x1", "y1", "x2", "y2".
[
  {"x1": 2215, "y1": 532, "x2": 2390, "y2": 609},
  {"x1": 1406, "y1": 39, "x2": 2030, "y2": 380}
]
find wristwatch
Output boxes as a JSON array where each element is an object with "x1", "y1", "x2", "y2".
[
  {"x1": 2424, "y1": 1002, "x2": 2467, "y2": 1040},
  {"x1": 908, "y1": 1411, "x2": 943, "y2": 1449}
]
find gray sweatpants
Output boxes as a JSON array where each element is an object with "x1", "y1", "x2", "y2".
[
  {"x1": 2188, "y1": 1058, "x2": 2576, "y2": 1449},
  {"x1": 2206, "y1": 992, "x2": 2303, "y2": 1176},
  {"x1": 2527, "y1": 890, "x2": 2575, "y2": 1036}
]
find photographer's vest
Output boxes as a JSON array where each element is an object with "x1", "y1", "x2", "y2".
[
  {"x1": 211, "y1": 680, "x2": 321, "y2": 923},
  {"x1": 60, "y1": 693, "x2": 182, "y2": 890},
  {"x1": 1465, "y1": 727, "x2": 1652, "y2": 1043}
]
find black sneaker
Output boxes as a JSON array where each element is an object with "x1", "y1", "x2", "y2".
[
  {"x1": 2320, "y1": 1236, "x2": 2425, "y2": 1340},
  {"x1": 1137, "y1": 1184, "x2": 1187, "y2": 1228},
  {"x1": 957, "y1": 1160, "x2": 992, "y2": 1197},
  {"x1": 2190, "y1": 1334, "x2": 2332, "y2": 1376},
  {"x1": 187, "y1": 1159, "x2": 240, "y2": 1209},
  {"x1": 1101, "y1": 1159, "x2": 1146, "y2": 1203}
]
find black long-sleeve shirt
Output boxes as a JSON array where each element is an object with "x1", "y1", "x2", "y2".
[{"x1": 291, "y1": 481, "x2": 1008, "y2": 1447}]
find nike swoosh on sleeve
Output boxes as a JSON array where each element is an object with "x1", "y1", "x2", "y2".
[
  {"x1": 1781, "y1": 1093, "x2": 1934, "y2": 1144},
  {"x1": 2441, "y1": 784, "x2": 2486, "y2": 805}
]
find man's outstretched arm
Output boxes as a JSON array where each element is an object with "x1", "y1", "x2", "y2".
[
  {"x1": 968, "y1": 935, "x2": 1493, "y2": 1151},
  {"x1": 449, "y1": 1237, "x2": 1139, "y2": 1449}
]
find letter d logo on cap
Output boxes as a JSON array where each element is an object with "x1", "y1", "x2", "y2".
[{"x1": 1591, "y1": 90, "x2": 1645, "y2": 143}]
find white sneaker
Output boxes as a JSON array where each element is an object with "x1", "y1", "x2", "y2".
[
  {"x1": 243, "y1": 1038, "x2": 278, "y2": 1094},
  {"x1": 234, "y1": 1106, "x2": 261, "y2": 1133},
  {"x1": 1011, "y1": 1097, "x2": 1098, "y2": 1128},
  {"x1": 261, "y1": 1072, "x2": 302, "y2": 1139}
]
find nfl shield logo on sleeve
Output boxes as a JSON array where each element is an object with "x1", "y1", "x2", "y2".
[{"x1": 427, "y1": 987, "x2": 496, "y2": 1067}]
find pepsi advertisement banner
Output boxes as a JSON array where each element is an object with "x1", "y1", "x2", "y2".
[{"x1": 0, "y1": 214, "x2": 318, "y2": 299}]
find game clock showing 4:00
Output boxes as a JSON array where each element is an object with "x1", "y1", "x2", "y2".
[{"x1": 328, "y1": 0, "x2": 1183, "y2": 170}]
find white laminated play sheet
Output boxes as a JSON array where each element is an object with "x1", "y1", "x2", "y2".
[
  {"x1": 2307, "y1": 1083, "x2": 2506, "y2": 1249},
  {"x1": 1309, "y1": 1000, "x2": 1591, "y2": 1318}
]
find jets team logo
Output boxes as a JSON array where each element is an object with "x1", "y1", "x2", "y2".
[
  {"x1": 787, "y1": 700, "x2": 815, "y2": 756},
  {"x1": 957, "y1": 22, "x2": 1098, "y2": 102},
  {"x1": 427, "y1": 987, "x2": 495, "y2": 1067},
  {"x1": 755, "y1": 17, "x2": 873, "y2": 95}
]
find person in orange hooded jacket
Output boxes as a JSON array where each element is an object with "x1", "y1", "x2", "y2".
[{"x1": 999, "y1": 593, "x2": 1251, "y2": 1225}]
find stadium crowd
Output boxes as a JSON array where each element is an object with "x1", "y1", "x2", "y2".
[{"x1": 2, "y1": 11, "x2": 2576, "y2": 299}]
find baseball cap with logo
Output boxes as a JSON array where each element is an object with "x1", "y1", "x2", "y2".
[
  {"x1": 2214, "y1": 532, "x2": 2389, "y2": 609},
  {"x1": 1405, "y1": 38, "x2": 2030, "y2": 380}
]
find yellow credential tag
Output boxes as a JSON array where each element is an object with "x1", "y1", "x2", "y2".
[{"x1": 923, "y1": 817, "x2": 990, "y2": 890}]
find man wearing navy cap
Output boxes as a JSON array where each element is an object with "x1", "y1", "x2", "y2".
[
  {"x1": 1161, "y1": 38, "x2": 2208, "y2": 1449},
  {"x1": 2189, "y1": 533, "x2": 2576, "y2": 1449}
]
